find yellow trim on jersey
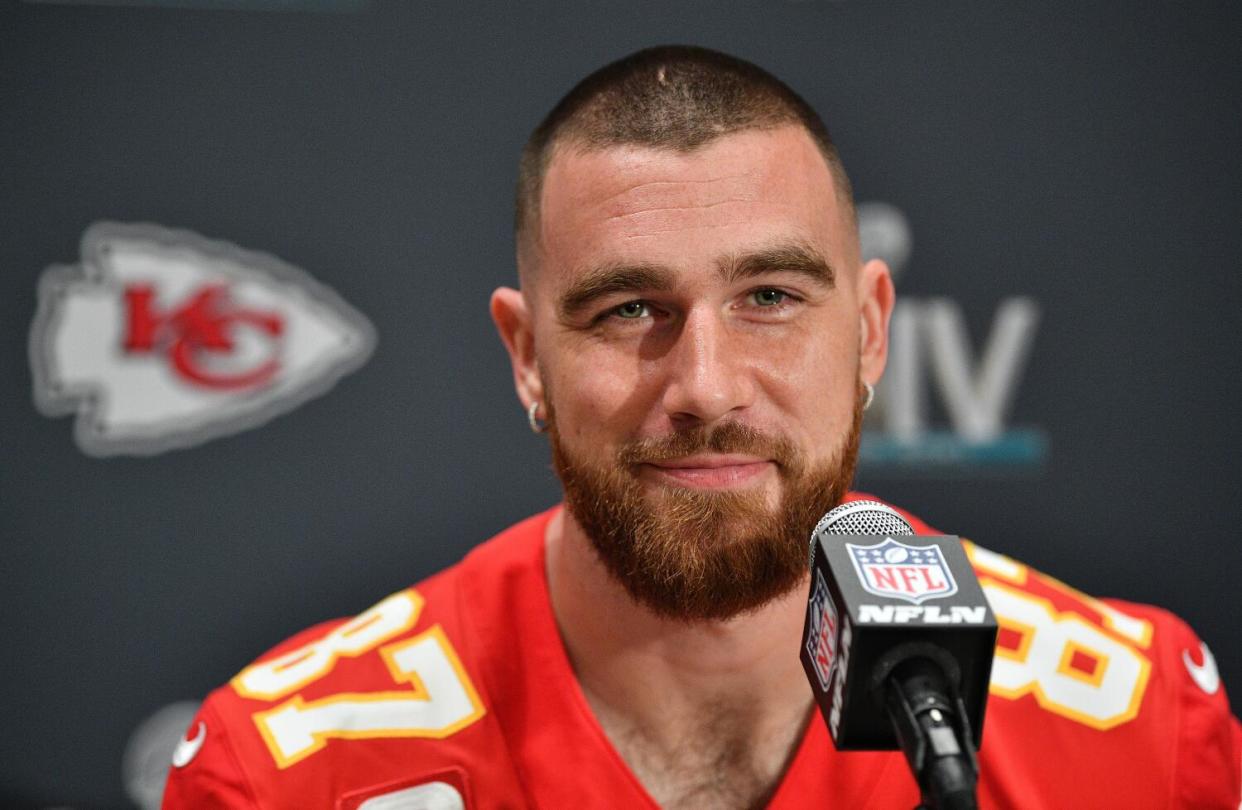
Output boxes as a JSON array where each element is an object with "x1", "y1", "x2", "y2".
[
  {"x1": 1034, "y1": 571, "x2": 1154, "y2": 648},
  {"x1": 982, "y1": 579, "x2": 1152, "y2": 731},
  {"x1": 1055, "y1": 640, "x2": 1110, "y2": 689},
  {"x1": 232, "y1": 589, "x2": 424, "y2": 702},
  {"x1": 964, "y1": 539, "x2": 1154, "y2": 649},
  {"x1": 237, "y1": 588, "x2": 487, "y2": 769},
  {"x1": 963, "y1": 539, "x2": 1029, "y2": 585},
  {"x1": 994, "y1": 615, "x2": 1037, "y2": 664}
]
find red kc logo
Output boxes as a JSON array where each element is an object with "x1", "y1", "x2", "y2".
[
  {"x1": 122, "y1": 283, "x2": 285, "y2": 391},
  {"x1": 33, "y1": 222, "x2": 375, "y2": 456}
]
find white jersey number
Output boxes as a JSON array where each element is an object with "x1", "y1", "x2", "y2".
[
  {"x1": 232, "y1": 590, "x2": 485, "y2": 768},
  {"x1": 984, "y1": 581, "x2": 1150, "y2": 729},
  {"x1": 967, "y1": 544, "x2": 1152, "y2": 730}
]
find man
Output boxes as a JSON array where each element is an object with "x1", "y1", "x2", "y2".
[{"x1": 163, "y1": 46, "x2": 1241, "y2": 809}]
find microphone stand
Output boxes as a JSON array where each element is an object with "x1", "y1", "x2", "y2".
[{"x1": 876, "y1": 646, "x2": 980, "y2": 810}]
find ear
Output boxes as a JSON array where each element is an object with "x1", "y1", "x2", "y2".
[
  {"x1": 857, "y1": 258, "x2": 896, "y2": 385},
  {"x1": 490, "y1": 286, "x2": 544, "y2": 412}
]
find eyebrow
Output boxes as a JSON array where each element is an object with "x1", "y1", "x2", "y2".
[
  {"x1": 720, "y1": 242, "x2": 836, "y2": 288},
  {"x1": 558, "y1": 263, "x2": 674, "y2": 319},
  {"x1": 556, "y1": 242, "x2": 836, "y2": 320}
]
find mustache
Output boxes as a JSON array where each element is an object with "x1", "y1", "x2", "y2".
[{"x1": 617, "y1": 421, "x2": 799, "y2": 469}]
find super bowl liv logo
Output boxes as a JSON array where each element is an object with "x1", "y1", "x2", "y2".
[{"x1": 858, "y1": 202, "x2": 1046, "y2": 471}]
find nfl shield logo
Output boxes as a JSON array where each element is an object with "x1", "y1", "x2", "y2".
[
  {"x1": 805, "y1": 569, "x2": 839, "y2": 692},
  {"x1": 846, "y1": 538, "x2": 958, "y2": 604}
]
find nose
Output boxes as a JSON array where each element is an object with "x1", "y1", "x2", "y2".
[{"x1": 660, "y1": 306, "x2": 754, "y2": 427}]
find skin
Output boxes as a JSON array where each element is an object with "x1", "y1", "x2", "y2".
[{"x1": 492, "y1": 125, "x2": 895, "y2": 808}]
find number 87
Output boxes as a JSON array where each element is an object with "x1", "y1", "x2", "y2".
[{"x1": 231, "y1": 589, "x2": 486, "y2": 768}]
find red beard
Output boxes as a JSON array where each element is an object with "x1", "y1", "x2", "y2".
[{"x1": 550, "y1": 394, "x2": 862, "y2": 622}]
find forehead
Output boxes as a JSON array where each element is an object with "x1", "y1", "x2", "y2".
[{"x1": 536, "y1": 126, "x2": 852, "y2": 286}]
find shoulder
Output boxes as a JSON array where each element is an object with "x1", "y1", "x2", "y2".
[
  {"x1": 954, "y1": 533, "x2": 1240, "y2": 807},
  {"x1": 970, "y1": 541, "x2": 1240, "y2": 807},
  {"x1": 162, "y1": 508, "x2": 557, "y2": 810},
  {"x1": 864, "y1": 493, "x2": 1240, "y2": 807}
]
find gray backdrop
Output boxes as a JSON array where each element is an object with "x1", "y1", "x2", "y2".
[{"x1": 2, "y1": 2, "x2": 1240, "y2": 807}]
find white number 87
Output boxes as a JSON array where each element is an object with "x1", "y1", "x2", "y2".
[{"x1": 231, "y1": 589, "x2": 485, "y2": 768}]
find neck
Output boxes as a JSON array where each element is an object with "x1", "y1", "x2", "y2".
[{"x1": 544, "y1": 507, "x2": 814, "y2": 777}]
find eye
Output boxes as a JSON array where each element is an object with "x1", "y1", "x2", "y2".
[
  {"x1": 751, "y1": 289, "x2": 787, "y2": 307},
  {"x1": 614, "y1": 301, "x2": 650, "y2": 319}
]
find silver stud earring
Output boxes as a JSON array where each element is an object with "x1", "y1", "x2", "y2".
[
  {"x1": 862, "y1": 381, "x2": 875, "y2": 412},
  {"x1": 527, "y1": 401, "x2": 548, "y2": 434}
]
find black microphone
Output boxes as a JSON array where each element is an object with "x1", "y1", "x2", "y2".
[{"x1": 800, "y1": 500, "x2": 997, "y2": 810}]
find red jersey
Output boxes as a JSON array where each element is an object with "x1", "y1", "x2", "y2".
[{"x1": 163, "y1": 499, "x2": 1242, "y2": 809}]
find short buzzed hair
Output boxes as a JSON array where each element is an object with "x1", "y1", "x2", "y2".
[{"x1": 514, "y1": 45, "x2": 856, "y2": 272}]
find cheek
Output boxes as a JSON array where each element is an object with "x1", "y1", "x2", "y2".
[
  {"x1": 750, "y1": 324, "x2": 860, "y2": 441},
  {"x1": 546, "y1": 342, "x2": 656, "y2": 443},
  {"x1": 749, "y1": 311, "x2": 855, "y2": 379}
]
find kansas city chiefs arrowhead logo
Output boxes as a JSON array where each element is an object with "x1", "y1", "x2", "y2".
[{"x1": 30, "y1": 222, "x2": 377, "y2": 456}]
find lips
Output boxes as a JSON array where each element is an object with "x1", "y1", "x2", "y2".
[{"x1": 644, "y1": 454, "x2": 772, "y2": 488}]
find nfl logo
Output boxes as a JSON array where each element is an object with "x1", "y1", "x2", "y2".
[
  {"x1": 846, "y1": 538, "x2": 958, "y2": 604},
  {"x1": 805, "y1": 569, "x2": 839, "y2": 692}
]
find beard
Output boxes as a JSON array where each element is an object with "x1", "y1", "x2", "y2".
[{"x1": 549, "y1": 390, "x2": 863, "y2": 622}]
